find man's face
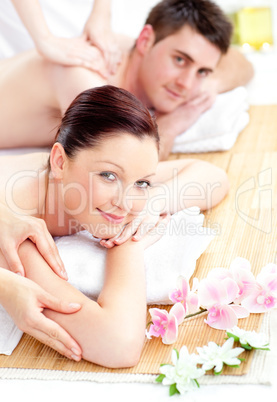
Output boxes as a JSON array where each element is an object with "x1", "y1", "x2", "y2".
[{"x1": 138, "y1": 25, "x2": 222, "y2": 113}]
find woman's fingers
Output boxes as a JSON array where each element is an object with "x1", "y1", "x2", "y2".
[
  {"x1": 28, "y1": 220, "x2": 67, "y2": 280},
  {"x1": 1, "y1": 242, "x2": 25, "y2": 276},
  {"x1": 29, "y1": 317, "x2": 82, "y2": 361},
  {"x1": 140, "y1": 213, "x2": 171, "y2": 249},
  {"x1": 41, "y1": 292, "x2": 81, "y2": 315},
  {"x1": 37, "y1": 292, "x2": 82, "y2": 359}
]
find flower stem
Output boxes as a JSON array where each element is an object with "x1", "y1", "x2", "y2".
[{"x1": 185, "y1": 308, "x2": 207, "y2": 319}]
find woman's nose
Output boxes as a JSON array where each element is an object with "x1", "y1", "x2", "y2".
[{"x1": 111, "y1": 186, "x2": 133, "y2": 212}]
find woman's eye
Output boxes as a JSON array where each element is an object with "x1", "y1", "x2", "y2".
[
  {"x1": 135, "y1": 180, "x2": 150, "y2": 189},
  {"x1": 100, "y1": 172, "x2": 116, "y2": 181}
]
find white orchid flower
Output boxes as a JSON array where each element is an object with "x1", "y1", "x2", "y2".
[{"x1": 196, "y1": 337, "x2": 244, "y2": 374}]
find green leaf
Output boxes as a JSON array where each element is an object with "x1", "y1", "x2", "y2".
[
  {"x1": 241, "y1": 343, "x2": 252, "y2": 350},
  {"x1": 214, "y1": 369, "x2": 223, "y2": 376},
  {"x1": 169, "y1": 383, "x2": 180, "y2": 396},
  {"x1": 227, "y1": 364, "x2": 240, "y2": 368},
  {"x1": 252, "y1": 346, "x2": 270, "y2": 351},
  {"x1": 226, "y1": 332, "x2": 240, "y2": 342},
  {"x1": 156, "y1": 374, "x2": 166, "y2": 383}
]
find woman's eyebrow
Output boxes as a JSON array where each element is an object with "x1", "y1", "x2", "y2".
[
  {"x1": 95, "y1": 160, "x2": 125, "y2": 172},
  {"x1": 95, "y1": 161, "x2": 156, "y2": 179},
  {"x1": 142, "y1": 173, "x2": 156, "y2": 179}
]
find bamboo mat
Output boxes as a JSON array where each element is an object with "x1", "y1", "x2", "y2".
[{"x1": 0, "y1": 105, "x2": 276, "y2": 377}]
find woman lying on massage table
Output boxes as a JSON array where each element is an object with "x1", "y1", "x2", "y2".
[{"x1": 0, "y1": 85, "x2": 229, "y2": 368}]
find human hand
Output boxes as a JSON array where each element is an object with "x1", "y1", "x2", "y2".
[
  {"x1": 100, "y1": 210, "x2": 170, "y2": 249},
  {"x1": 0, "y1": 207, "x2": 66, "y2": 279},
  {"x1": 36, "y1": 34, "x2": 109, "y2": 78},
  {"x1": 1, "y1": 270, "x2": 82, "y2": 361},
  {"x1": 83, "y1": 20, "x2": 122, "y2": 75},
  {"x1": 156, "y1": 90, "x2": 217, "y2": 141}
]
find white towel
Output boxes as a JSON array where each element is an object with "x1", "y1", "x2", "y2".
[
  {"x1": 172, "y1": 87, "x2": 249, "y2": 154},
  {"x1": 0, "y1": 305, "x2": 23, "y2": 356},
  {"x1": 59, "y1": 207, "x2": 214, "y2": 304},
  {"x1": 0, "y1": 207, "x2": 214, "y2": 355}
]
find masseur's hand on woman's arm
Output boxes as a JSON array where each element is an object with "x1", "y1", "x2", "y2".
[
  {"x1": 0, "y1": 203, "x2": 66, "y2": 279},
  {"x1": 17, "y1": 215, "x2": 170, "y2": 366},
  {"x1": 0, "y1": 268, "x2": 82, "y2": 361}
]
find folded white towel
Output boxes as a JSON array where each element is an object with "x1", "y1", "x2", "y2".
[
  {"x1": 172, "y1": 87, "x2": 249, "y2": 153},
  {"x1": 0, "y1": 207, "x2": 213, "y2": 355},
  {"x1": 57, "y1": 207, "x2": 214, "y2": 304}
]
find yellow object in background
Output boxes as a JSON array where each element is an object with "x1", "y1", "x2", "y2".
[{"x1": 236, "y1": 7, "x2": 273, "y2": 50}]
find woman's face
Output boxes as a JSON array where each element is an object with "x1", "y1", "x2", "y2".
[{"x1": 61, "y1": 134, "x2": 159, "y2": 238}]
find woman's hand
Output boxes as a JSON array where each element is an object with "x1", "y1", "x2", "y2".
[
  {"x1": 100, "y1": 211, "x2": 171, "y2": 249},
  {"x1": 83, "y1": 20, "x2": 122, "y2": 76},
  {"x1": 0, "y1": 204, "x2": 66, "y2": 279},
  {"x1": 100, "y1": 188, "x2": 168, "y2": 248},
  {"x1": 0, "y1": 269, "x2": 82, "y2": 361},
  {"x1": 36, "y1": 34, "x2": 109, "y2": 78}
]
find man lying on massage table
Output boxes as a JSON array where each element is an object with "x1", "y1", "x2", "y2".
[{"x1": 0, "y1": 0, "x2": 253, "y2": 161}]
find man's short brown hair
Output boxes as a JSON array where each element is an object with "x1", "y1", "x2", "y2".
[{"x1": 145, "y1": 0, "x2": 233, "y2": 54}]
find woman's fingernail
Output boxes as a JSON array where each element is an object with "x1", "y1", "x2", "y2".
[
  {"x1": 61, "y1": 270, "x2": 68, "y2": 279},
  {"x1": 71, "y1": 354, "x2": 81, "y2": 361},
  {"x1": 71, "y1": 347, "x2": 81, "y2": 356},
  {"x1": 68, "y1": 303, "x2": 81, "y2": 309}
]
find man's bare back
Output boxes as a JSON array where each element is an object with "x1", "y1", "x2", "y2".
[
  {"x1": 0, "y1": 42, "x2": 131, "y2": 148},
  {"x1": 0, "y1": 51, "x2": 65, "y2": 148}
]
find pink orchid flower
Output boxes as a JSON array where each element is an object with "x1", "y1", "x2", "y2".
[
  {"x1": 206, "y1": 257, "x2": 256, "y2": 304},
  {"x1": 169, "y1": 276, "x2": 199, "y2": 315},
  {"x1": 198, "y1": 277, "x2": 249, "y2": 330},
  {"x1": 241, "y1": 263, "x2": 277, "y2": 313},
  {"x1": 146, "y1": 303, "x2": 186, "y2": 344}
]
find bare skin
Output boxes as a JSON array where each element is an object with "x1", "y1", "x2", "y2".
[
  {"x1": 0, "y1": 134, "x2": 229, "y2": 366},
  {"x1": 0, "y1": 25, "x2": 254, "y2": 158}
]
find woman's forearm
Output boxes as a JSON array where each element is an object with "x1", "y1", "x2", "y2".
[
  {"x1": 11, "y1": 0, "x2": 50, "y2": 45},
  {"x1": 19, "y1": 239, "x2": 147, "y2": 368},
  {"x1": 86, "y1": 0, "x2": 112, "y2": 26},
  {"x1": 153, "y1": 159, "x2": 229, "y2": 213}
]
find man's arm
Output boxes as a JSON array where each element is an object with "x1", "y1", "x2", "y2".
[{"x1": 207, "y1": 47, "x2": 254, "y2": 94}]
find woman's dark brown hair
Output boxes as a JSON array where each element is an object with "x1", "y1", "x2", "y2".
[
  {"x1": 55, "y1": 85, "x2": 159, "y2": 158},
  {"x1": 145, "y1": 0, "x2": 233, "y2": 54}
]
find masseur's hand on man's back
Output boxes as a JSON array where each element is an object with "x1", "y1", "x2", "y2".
[{"x1": 0, "y1": 203, "x2": 66, "y2": 279}]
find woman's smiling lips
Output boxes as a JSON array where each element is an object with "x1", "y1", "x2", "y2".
[{"x1": 97, "y1": 208, "x2": 125, "y2": 224}]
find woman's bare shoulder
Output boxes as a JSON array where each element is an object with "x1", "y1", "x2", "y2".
[{"x1": 0, "y1": 152, "x2": 50, "y2": 177}]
